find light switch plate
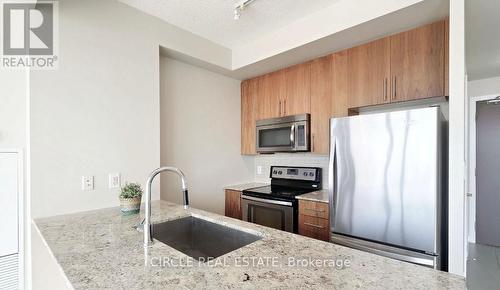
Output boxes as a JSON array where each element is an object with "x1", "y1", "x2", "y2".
[
  {"x1": 108, "y1": 173, "x2": 121, "y2": 189},
  {"x1": 256, "y1": 166, "x2": 263, "y2": 175},
  {"x1": 82, "y1": 176, "x2": 94, "y2": 191}
]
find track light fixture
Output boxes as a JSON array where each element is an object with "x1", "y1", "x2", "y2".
[{"x1": 233, "y1": 0, "x2": 256, "y2": 20}]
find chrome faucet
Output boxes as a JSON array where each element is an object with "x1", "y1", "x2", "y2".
[{"x1": 143, "y1": 167, "x2": 189, "y2": 247}]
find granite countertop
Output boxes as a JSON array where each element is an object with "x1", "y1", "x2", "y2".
[
  {"x1": 34, "y1": 201, "x2": 465, "y2": 289},
  {"x1": 296, "y1": 190, "x2": 329, "y2": 203},
  {"x1": 224, "y1": 182, "x2": 268, "y2": 191}
]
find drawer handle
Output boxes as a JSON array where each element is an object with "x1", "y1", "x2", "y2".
[
  {"x1": 304, "y1": 222, "x2": 325, "y2": 229},
  {"x1": 304, "y1": 208, "x2": 325, "y2": 213}
]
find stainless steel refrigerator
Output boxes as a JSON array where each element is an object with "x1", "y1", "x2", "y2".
[{"x1": 328, "y1": 107, "x2": 447, "y2": 269}]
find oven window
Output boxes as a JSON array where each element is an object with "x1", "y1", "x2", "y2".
[
  {"x1": 248, "y1": 204, "x2": 286, "y2": 231},
  {"x1": 259, "y1": 127, "x2": 292, "y2": 148}
]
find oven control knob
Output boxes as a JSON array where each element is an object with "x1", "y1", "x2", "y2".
[
  {"x1": 278, "y1": 171, "x2": 282, "y2": 175},
  {"x1": 309, "y1": 172, "x2": 314, "y2": 177},
  {"x1": 273, "y1": 170, "x2": 277, "y2": 174},
  {"x1": 303, "y1": 172, "x2": 308, "y2": 176}
]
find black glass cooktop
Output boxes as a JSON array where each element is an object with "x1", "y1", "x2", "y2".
[{"x1": 242, "y1": 185, "x2": 316, "y2": 201}]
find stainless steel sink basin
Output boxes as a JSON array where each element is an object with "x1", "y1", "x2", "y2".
[{"x1": 152, "y1": 216, "x2": 261, "y2": 260}]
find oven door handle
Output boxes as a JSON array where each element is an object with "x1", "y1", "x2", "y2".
[
  {"x1": 242, "y1": 195, "x2": 293, "y2": 207},
  {"x1": 290, "y1": 124, "x2": 295, "y2": 147}
]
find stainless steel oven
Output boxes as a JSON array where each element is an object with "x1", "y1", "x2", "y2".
[
  {"x1": 241, "y1": 166, "x2": 322, "y2": 234},
  {"x1": 241, "y1": 196, "x2": 295, "y2": 232},
  {"x1": 256, "y1": 114, "x2": 310, "y2": 153}
]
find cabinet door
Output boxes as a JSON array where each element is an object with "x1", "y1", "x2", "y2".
[
  {"x1": 390, "y1": 20, "x2": 445, "y2": 101},
  {"x1": 348, "y1": 38, "x2": 391, "y2": 108},
  {"x1": 224, "y1": 190, "x2": 241, "y2": 219},
  {"x1": 444, "y1": 18, "x2": 449, "y2": 97},
  {"x1": 256, "y1": 71, "x2": 283, "y2": 120},
  {"x1": 241, "y1": 79, "x2": 257, "y2": 155},
  {"x1": 331, "y1": 50, "x2": 348, "y2": 118},
  {"x1": 285, "y1": 62, "x2": 311, "y2": 116},
  {"x1": 310, "y1": 56, "x2": 332, "y2": 155}
]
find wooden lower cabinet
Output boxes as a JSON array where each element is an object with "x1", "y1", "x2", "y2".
[
  {"x1": 298, "y1": 200, "x2": 330, "y2": 241},
  {"x1": 224, "y1": 190, "x2": 242, "y2": 219}
]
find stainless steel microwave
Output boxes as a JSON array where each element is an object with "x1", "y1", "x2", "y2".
[{"x1": 256, "y1": 114, "x2": 310, "y2": 153}]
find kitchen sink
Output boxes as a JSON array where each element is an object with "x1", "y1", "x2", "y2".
[{"x1": 152, "y1": 216, "x2": 261, "y2": 261}]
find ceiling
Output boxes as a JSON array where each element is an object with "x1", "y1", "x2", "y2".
[
  {"x1": 118, "y1": 0, "x2": 338, "y2": 49},
  {"x1": 466, "y1": 0, "x2": 500, "y2": 81}
]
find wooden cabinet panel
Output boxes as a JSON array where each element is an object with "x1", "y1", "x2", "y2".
[
  {"x1": 256, "y1": 72, "x2": 284, "y2": 120},
  {"x1": 241, "y1": 79, "x2": 257, "y2": 155},
  {"x1": 298, "y1": 215, "x2": 330, "y2": 241},
  {"x1": 332, "y1": 51, "x2": 349, "y2": 118},
  {"x1": 348, "y1": 38, "x2": 391, "y2": 108},
  {"x1": 445, "y1": 18, "x2": 449, "y2": 97},
  {"x1": 224, "y1": 190, "x2": 241, "y2": 219},
  {"x1": 285, "y1": 63, "x2": 311, "y2": 116},
  {"x1": 299, "y1": 200, "x2": 329, "y2": 219},
  {"x1": 310, "y1": 56, "x2": 332, "y2": 155},
  {"x1": 390, "y1": 21, "x2": 445, "y2": 102}
]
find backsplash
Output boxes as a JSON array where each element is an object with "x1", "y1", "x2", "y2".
[{"x1": 254, "y1": 153, "x2": 329, "y2": 187}]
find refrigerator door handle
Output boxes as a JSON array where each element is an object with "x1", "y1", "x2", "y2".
[{"x1": 329, "y1": 135, "x2": 339, "y2": 231}]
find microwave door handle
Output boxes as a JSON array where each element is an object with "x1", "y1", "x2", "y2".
[{"x1": 290, "y1": 124, "x2": 295, "y2": 147}]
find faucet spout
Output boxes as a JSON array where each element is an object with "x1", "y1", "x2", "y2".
[{"x1": 143, "y1": 166, "x2": 189, "y2": 247}]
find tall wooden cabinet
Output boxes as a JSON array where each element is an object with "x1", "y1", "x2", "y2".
[
  {"x1": 241, "y1": 79, "x2": 257, "y2": 155},
  {"x1": 348, "y1": 38, "x2": 391, "y2": 108},
  {"x1": 310, "y1": 56, "x2": 332, "y2": 154},
  {"x1": 390, "y1": 21, "x2": 445, "y2": 102},
  {"x1": 331, "y1": 51, "x2": 349, "y2": 118},
  {"x1": 257, "y1": 72, "x2": 284, "y2": 120},
  {"x1": 285, "y1": 63, "x2": 311, "y2": 116},
  {"x1": 241, "y1": 19, "x2": 449, "y2": 155}
]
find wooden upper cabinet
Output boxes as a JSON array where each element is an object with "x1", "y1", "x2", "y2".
[
  {"x1": 445, "y1": 18, "x2": 449, "y2": 97},
  {"x1": 310, "y1": 56, "x2": 332, "y2": 155},
  {"x1": 241, "y1": 79, "x2": 257, "y2": 155},
  {"x1": 390, "y1": 20, "x2": 445, "y2": 102},
  {"x1": 331, "y1": 51, "x2": 348, "y2": 118},
  {"x1": 256, "y1": 71, "x2": 284, "y2": 120},
  {"x1": 348, "y1": 38, "x2": 391, "y2": 108},
  {"x1": 285, "y1": 62, "x2": 311, "y2": 116}
]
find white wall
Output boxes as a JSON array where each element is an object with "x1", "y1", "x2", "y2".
[
  {"x1": 160, "y1": 57, "x2": 253, "y2": 214},
  {"x1": 448, "y1": 0, "x2": 467, "y2": 276},
  {"x1": 29, "y1": 0, "x2": 160, "y2": 218},
  {"x1": 28, "y1": 0, "x2": 233, "y2": 219},
  {"x1": 0, "y1": 70, "x2": 27, "y2": 149},
  {"x1": 468, "y1": 76, "x2": 500, "y2": 97}
]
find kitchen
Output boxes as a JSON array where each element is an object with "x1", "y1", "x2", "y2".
[{"x1": 2, "y1": 0, "x2": 499, "y2": 289}]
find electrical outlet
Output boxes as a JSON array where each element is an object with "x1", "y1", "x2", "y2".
[
  {"x1": 108, "y1": 173, "x2": 121, "y2": 189},
  {"x1": 82, "y1": 176, "x2": 94, "y2": 191},
  {"x1": 257, "y1": 166, "x2": 263, "y2": 175}
]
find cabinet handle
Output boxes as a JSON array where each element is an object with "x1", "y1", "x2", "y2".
[
  {"x1": 384, "y1": 78, "x2": 388, "y2": 101},
  {"x1": 393, "y1": 76, "x2": 397, "y2": 100},
  {"x1": 312, "y1": 134, "x2": 315, "y2": 152},
  {"x1": 279, "y1": 100, "x2": 282, "y2": 116},
  {"x1": 283, "y1": 99, "x2": 287, "y2": 116},
  {"x1": 304, "y1": 208, "x2": 325, "y2": 213},
  {"x1": 304, "y1": 222, "x2": 325, "y2": 229}
]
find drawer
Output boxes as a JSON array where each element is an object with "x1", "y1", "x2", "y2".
[
  {"x1": 299, "y1": 200, "x2": 329, "y2": 219},
  {"x1": 298, "y1": 215, "x2": 330, "y2": 242}
]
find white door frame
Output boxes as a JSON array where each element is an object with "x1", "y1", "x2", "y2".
[
  {"x1": 468, "y1": 94, "x2": 500, "y2": 243},
  {"x1": 0, "y1": 149, "x2": 24, "y2": 289}
]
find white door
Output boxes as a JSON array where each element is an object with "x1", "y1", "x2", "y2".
[{"x1": 0, "y1": 152, "x2": 19, "y2": 257}]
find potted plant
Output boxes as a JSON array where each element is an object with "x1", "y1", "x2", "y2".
[{"x1": 119, "y1": 182, "x2": 143, "y2": 215}]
